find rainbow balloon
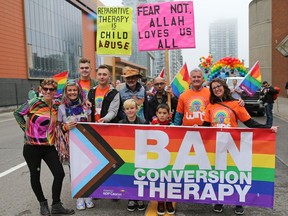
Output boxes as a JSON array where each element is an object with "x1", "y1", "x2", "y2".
[{"x1": 208, "y1": 57, "x2": 247, "y2": 81}]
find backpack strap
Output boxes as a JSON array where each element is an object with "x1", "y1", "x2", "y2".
[{"x1": 216, "y1": 102, "x2": 237, "y2": 120}]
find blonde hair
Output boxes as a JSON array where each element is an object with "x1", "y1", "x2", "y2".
[{"x1": 123, "y1": 99, "x2": 138, "y2": 109}]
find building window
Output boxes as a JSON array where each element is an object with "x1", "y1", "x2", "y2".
[{"x1": 24, "y1": 0, "x2": 82, "y2": 78}]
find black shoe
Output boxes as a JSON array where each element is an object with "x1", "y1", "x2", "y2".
[
  {"x1": 157, "y1": 202, "x2": 165, "y2": 215},
  {"x1": 137, "y1": 200, "x2": 145, "y2": 211},
  {"x1": 51, "y1": 202, "x2": 75, "y2": 215},
  {"x1": 127, "y1": 200, "x2": 136, "y2": 212},
  {"x1": 234, "y1": 205, "x2": 244, "y2": 215},
  {"x1": 213, "y1": 204, "x2": 223, "y2": 213},
  {"x1": 166, "y1": 202, "x2": 175, "y2": 215},
  {"x1": 40, "y1": 201, "x2": 51, "y2": 216}
]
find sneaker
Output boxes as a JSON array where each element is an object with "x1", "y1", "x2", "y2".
[
  {"x1": 84, "y1": 198, "x2": 95, "y2": 209},
  {"x1": 51, "y1": 202, "x2": 75, "y2": 215},
  {"x1": 40, "y1": 200, "x2": 50, "y2": 216},
  {"x1": 127, "y1": 200, "x2": 136, "y2": 212},
  {"x1": 234, "y1": 205, "x2": 244, "y2": 215},
  {"x1": 76, "y1": 198, "x2": 85, "y2": 210},
  {"x1": 157, "y1": 202, "x2": 165, "y2": 215},
  {"x1": 213, "y1": 204, "x2": 223, "y2": 213},
  {"x1": 137, "y1": 200, "x2": 145, "y2": 211},
  {"x1": 166, "y1": 202, "x2": 175, "y2": 215}
]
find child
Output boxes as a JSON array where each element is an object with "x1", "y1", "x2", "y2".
[
  {"x1": 119, "y1": 99, "x2": 146, "y2": 212},
  {"x1": 151, "y1": 104, "x2": 175, "y2": 215}
]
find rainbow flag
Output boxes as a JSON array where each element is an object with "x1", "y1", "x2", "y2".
[
  {"x1": 70, "y1": 124, "x2": 276, "y2": 208},
  {"x1": 170, "y1": 63, "x2": 189, "y2": 97},
  {"x1": 52, "y1": 71, "x2": 68, "y2": 96},
  {"x1": 239, "y1": 61, "x2": 261, "y2": 96}
]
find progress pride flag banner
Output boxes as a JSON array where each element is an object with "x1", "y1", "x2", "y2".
[
  {"x1": 70, "y1": 124, "x2": 276, "y2": 208},
  {"x1": 137, "y1": 1, "x2": 195, "y2": 51}
]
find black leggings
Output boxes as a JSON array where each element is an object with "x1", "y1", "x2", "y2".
[{"x1": 23, "y1": 144, "x2": 65, "y2": 204}]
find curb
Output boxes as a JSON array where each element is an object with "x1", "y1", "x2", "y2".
[{"x1": 0, "y1": 106, "x2": 17, "y2": 114}]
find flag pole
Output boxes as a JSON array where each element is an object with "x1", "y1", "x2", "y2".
[
  {"x1": 112, "y1": 57, "x2": 116, "y2": 86},
  {"x1": 165, "y1": 49, "x2": 171, "y2": 112}
]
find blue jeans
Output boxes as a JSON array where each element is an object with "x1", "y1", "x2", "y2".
[{"x1": 264, "y1": 103, "x2": 273, "y2": 127}]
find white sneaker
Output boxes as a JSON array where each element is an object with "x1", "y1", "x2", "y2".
[
  {"x1": 84, "y1": 198, "x2": 95, "y2": 209},
  {"x1": 76, "y1": 198, "x2": 85, "y2": 210}
]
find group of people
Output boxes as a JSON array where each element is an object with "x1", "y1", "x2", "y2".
[{"x1": 14, "y1": 58, "x2": 278, "y2": 216}]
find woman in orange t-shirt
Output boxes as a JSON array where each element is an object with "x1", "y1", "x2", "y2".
[{"x1": 203, "y1": 78, "x2": 277, "y2": 215}]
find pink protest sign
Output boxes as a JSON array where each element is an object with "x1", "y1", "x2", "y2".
[{"x1": 137, "y1": 1, "x2": 195, "y2": 51}]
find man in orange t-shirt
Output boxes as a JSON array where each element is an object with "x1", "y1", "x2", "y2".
[
  {"x1": 77, "y1": 57, "x2": 97, "y2": 96},
  {"x1": 174, "y1": 68, "x2": 210, "y2": 126}
]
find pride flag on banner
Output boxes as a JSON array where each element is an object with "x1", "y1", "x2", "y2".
[
  {"x1": 52, "y1": 71, "x2": 68, "y2": 96},
  {"x1": 170, "y1": 63, "x2": 190, "y2": 97},
  {"x1": 239, "y1": 61, "x2": 262, "y2": 96},
  {"x1": 70, "y1": 123, "x2": 276, "y2": 208}
]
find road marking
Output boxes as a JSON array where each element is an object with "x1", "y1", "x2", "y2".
[
  {"x1": 0, "y1": 118, "x2": 15, "y2": 123},
  {"x1": 0, "y1": 162, "x2": 27, "y2": 178}
]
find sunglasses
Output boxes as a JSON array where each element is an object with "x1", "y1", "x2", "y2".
[
  {"x1": 80, "y1": 67, "x2": 90, "y2": 70},
  {"x1": 154, "y1": 82, "x2": 165, "y2": 86},
  {"x1": 42, "y1": 87, "x2": 56, "y2": 92}
]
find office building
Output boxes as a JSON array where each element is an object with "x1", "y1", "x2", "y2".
[{"x1": 209, "y1": 19, "x2": 238, "y2": 62}]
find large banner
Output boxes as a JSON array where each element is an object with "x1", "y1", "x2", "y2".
[
  {"x1": 70, "y1": 124, "x2": 276, "y2": 208},
  {"x1": 137, "y1": 1, "x2": 195, "y2": 51},
  {"x1": 96, "y1": 7, "x2": 133, "y2": 55}
]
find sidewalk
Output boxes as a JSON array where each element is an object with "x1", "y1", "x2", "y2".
[
  {"x1": 273, "y1": 96, "x2": 288, "y2": 121},
  {"x1": 0, "y1": 105, "x2": 17, "y2": 114}
]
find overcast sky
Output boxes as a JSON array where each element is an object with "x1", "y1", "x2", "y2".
[{"x1": 99, "y1": 0, "x2": 252, "y2": 70}]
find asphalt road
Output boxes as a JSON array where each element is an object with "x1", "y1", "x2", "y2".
[{"x1": 0, "y1": 112, "x2": 287, "y2": 216}]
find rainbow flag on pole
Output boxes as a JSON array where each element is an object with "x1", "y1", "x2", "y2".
[
  {"x1": 170, "y1": 63, "x2": 190, "y2": 97},
  {"x1": 52, "y1": 71, "x2": 68, "y2": 96},
  {"x1": 239, "y1": 61, "x2": 262, "y2": 96}
]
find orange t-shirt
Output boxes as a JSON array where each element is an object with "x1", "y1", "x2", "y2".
[
  {"x1": 176, "y1": 88, "x2": 210, "y2": 126},
  {"x1": 94, "y1": 86, "x2": 109, "y2": 121},
  {"x1": 204, "y1": 101, "x2": 251, "y2": 127},
  {"x1": 79, "y1": 79, "x2": 90, "y2": 97}
]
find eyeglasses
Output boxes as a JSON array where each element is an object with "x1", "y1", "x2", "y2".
[
  {"x1": 212, "y1": 85, "x2": 222, "y2": 90},
  {"x1": 80, "y1": 67, "x2": 89, "y2": 70},
  {"x1": 42, "y1": 87, "x2": 56, "y2": 92},
  {"x1": 154, "y1": 82, "x2": 165, "y2": 86}
]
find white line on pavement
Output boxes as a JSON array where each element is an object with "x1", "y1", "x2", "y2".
[
  {"x1": 0, "y1": 118, "x2": 15, "y2": 123},
  {"x1": 0, "y1": 162, "x2": 27, "y2": 178}
]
